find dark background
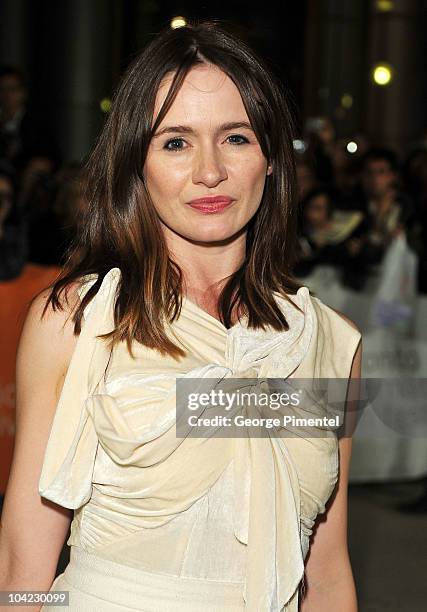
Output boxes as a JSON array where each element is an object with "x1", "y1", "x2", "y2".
[{"x1": 1, "y1": 0, "x2": 426, "y2": 163}]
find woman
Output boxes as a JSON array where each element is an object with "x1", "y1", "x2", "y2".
[{"x1": 0, "y1": 21, "x2": 361, "y2": 612}]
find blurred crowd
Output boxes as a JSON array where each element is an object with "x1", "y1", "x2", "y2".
[
  {"x1": 0, "y1": 66, "x2": 86, "y2": 281},
  {"x1": 1, "y1": 65, "x2": 427, "y2": 296},
  {"x1": 294, "y1": 116, "x2": 427, "y2": 295}
]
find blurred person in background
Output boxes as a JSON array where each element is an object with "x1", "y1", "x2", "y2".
[
  {"x1": 403, "y1": 147, "x2": 427, "y2": 293},
  {"x1": 50, "y1": 163, "x2": 89, "y2": 264},
  {"x1": 294, "y1": 185, "x2": 366, "y2": 289},
  {"x1": 21, "y1": 162, "x2": 89, "y2": 267},
  {"x1": 0, "y1": 66, "x2": 60, "y2": 174},
  {"x1": 0, "y1": 64, "x2": 61, "y2": 248},
  {"x1": 21, "y1": 162, "x2": 60, "y2": 265},
  {"x1": 348, "y1": 148, "x2": 413, "y2": 266},
  {"x1": 0, "y1": 66, "x2": 28, "y2": 165},
  {"x1": 304, "y1": 116, "x2": 335, "y2": 185},
  {"x1": 0, "y1": 163, "x2": 27, "y2": 281}
]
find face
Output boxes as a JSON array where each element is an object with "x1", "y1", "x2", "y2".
[
  {"x1": 362, "y1": 159, "x2": 396, "y2": 198},
  {"x1": 305, "y1": 194, "x2": 330, "y2": 228},
  {"x1": 143, "y1": 63, "x2": 272, "y2": 247},
  {"x1": 0, "y1": 75, "x2": 26, "y2": 114}
]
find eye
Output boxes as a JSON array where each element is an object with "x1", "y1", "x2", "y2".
[
  {"x1": 227, "y1": 134, "x2": 250, "y2": 145},
  {"x1": 163, "y1": 138, "x2": 187, "y2": 151}
]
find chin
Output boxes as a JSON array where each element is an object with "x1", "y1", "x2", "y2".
[{"x1": 184, "y1": 225, "x2": 243, "y2": 244}]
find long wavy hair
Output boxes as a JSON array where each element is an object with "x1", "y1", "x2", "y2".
[{"x1": 40, "y1": 20, "x2": 302, "y2": 359}]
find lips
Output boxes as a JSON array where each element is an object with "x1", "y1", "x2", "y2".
[
  {"x1": 187, "y1": 196, "x2": 234, "y2": 214},
  {"x1": 189, "y1": 196, "x2": 233, "y2": 205}
]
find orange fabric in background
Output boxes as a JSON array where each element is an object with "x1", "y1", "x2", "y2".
[{"x1": 0, "y1": 263, "x2": 61, "y2": 494}]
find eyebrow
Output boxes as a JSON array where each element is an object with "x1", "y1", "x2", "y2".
[{"x1": 152, "y1": 121, "x2": 254, "y2": 138}]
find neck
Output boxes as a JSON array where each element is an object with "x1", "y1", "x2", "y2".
[{"x1": 164, "y1": 224, "x2": 247, "y2": 295}]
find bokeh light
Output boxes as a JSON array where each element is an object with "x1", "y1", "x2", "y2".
[
  {"x1": 376, "y1": 0, "x2": 394, "y2": 11},
  {"x1": 372, "y1": 63, "x2": 393, "y2": 86},
  {"x1": 293, "y1": 139, "x2": 306, "y2": 153},
  {"x1": 170, "y1": 16, "x2": 186, "y2": 29},
  {"x1": 341, "y1": 93, "x2": 353, "y2": 109},
  {"x1": 100, "y1": 98, "x2": 112, "y2": 113}
]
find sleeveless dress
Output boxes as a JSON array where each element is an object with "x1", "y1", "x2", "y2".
[{"x1": 39, "y1": 267, "x2": 361, "y2": 611}]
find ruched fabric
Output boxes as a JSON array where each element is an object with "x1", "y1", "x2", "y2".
[
  {"x1": 39, "y1": 267, "x2": 361, "y2": 612},
  {"x1": 44, "y1": 546, "x2": 246, "y2": 611}
]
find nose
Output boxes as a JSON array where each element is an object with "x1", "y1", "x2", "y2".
[{"x1": 192, "y1": 143, "x2": 228, "y2": 187}]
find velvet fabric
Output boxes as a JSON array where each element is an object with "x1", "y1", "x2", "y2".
[{"x1": 39, "y1": 267, "x2": 361, "y2": 611}]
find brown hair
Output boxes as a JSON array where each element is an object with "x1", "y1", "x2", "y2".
[{"x1": 40, "y1": 20, "x2": 302, "y2": 359}]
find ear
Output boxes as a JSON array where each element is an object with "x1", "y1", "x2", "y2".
[{"x1": 267, "y1": 162, "x2": 273, "y2": 176}]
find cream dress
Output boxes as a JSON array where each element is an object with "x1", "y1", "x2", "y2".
[{"x1": 39, "y1": 267, "x2": 361, "y2": 611}]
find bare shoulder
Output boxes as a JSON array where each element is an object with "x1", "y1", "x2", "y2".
[
  {"x1": 26, "y1": 279, "x2": 82, "y2": 329},
  {"x1": 17, "y1": 281, "x2": 83, "y2": 390},
  {"x1": 24, "y1": 281, "x2": 80, "y2": 342}
]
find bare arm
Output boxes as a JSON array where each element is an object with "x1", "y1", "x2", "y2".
[
  {"x1": 301, "y1": 316, "x2": 362, "y2": 612},
  {"x1": 0, "y1": 283, "x2": 81, "y2": 607}
]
